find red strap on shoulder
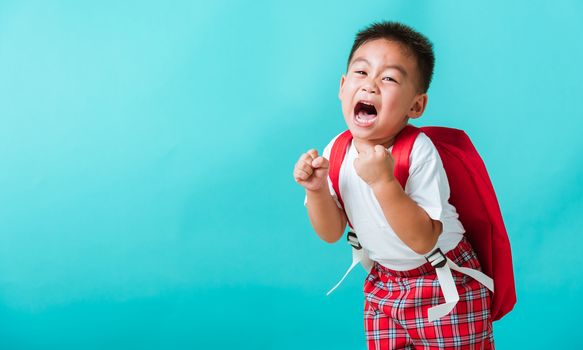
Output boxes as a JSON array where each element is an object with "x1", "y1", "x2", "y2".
[
  {"x1": 392, "y1": 125, "x2": 422, "y2": 189},
  {"x1": 329, "y1": 130, "x2": 353, "y2": 226}
]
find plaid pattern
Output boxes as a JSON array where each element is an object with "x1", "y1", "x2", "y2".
[{"x1": 363, "y1": 238, "x2": 494, "y2": 349}]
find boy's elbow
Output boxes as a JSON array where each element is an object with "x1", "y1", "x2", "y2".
[
  {"x1": 315, "y1": 215, "x2": 346, "y2": 244},
  {"x1": 320, "y1": 229, "x2": 344, "y2": 244},
  {"x1": 322, "y1": 237, "x2": 340, "y2": 244},
  {"x1": 411, "y1": 222, "x2": 442, "y2": 255},
  {"x1": 411, "y1": 240, "x2": 437, "y2": 255}
]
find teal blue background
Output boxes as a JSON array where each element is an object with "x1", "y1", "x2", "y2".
[{"x1": 1, "y1": 1, "x2": 582, "y2": 349}]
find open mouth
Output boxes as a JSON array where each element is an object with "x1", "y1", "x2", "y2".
[{"x1": 354, "y1": 101, "x2": 378, "y2": 127}]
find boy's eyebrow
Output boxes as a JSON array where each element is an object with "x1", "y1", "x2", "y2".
[{"x1": 350, "y1": 57, "x2": 408, "y2": 77}]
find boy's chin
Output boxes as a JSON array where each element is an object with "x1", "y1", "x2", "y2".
[
  {"x1": 346, "y1": 122, "x2": 408, "y2": 146},
  {"x1": 347, "y1": 125, "x2": 377, "y2": 140}
]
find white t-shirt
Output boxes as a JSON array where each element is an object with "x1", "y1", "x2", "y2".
[{"x1": 305, "y1": 132, "x2": 465, "y2": 270}]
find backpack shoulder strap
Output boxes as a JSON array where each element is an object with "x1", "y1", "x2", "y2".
[
  {"x1": 392, "y1": 125, "x2": 422, "y2": 188},
  {"x1": 329, "y1": 130, "x2": 353, "y2": 213}
]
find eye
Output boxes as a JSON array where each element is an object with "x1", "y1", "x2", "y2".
[
  {"x1": 354, "y1": 70, "x2": 367, "y2": 76},
  {"x1": 382, "y1": 76, "x2": 397, "y2": 83}
]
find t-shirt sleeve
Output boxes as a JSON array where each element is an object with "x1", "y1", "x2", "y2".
[
  {"x1": 404, "y1": 134, "x2": 451, "y2": 222},
  {"x1": 303, "y1": 137, "x2": 343, "y2": 209}
]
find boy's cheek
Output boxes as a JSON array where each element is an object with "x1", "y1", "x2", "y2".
[{"x1": 342, "y1": 106, "x2": 354, "y2": 123}]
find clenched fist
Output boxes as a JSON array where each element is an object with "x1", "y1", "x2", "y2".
[
  {"x1": 353, "y1": 143, "x2": 395, "y2": 186},
  {"x1": 293, "y1": 149, "x2": 329, "y2": 192}
]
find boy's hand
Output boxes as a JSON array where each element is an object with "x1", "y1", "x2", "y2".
[
  {"x1": 354, "y1": 143, "x2": 395, "y2": 186},
  {"x1": 293, "y1": 149, "x2": 330, "y2": 192}
]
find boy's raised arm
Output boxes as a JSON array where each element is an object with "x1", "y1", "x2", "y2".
[
  {"x1": 305, "y1": 187, "x2": 347, "y2": 243},
  {"x1": 353, "y1": 143, "x2": 441, "y2": 254},
  {"x1": 294, "y1": 149, "x2": 347, "y2": 243}
]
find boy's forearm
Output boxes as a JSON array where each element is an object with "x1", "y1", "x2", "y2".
[
  {"x1": 305, "y1": 188, "x2": 346, "y2": 243},
  {"x1": 371, "y1": 179, "x2": 441, "y2": 254}
]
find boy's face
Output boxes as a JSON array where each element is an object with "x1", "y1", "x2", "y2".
[{"x1": 339, "y1": 39, "x2": 427, "y2": 147}]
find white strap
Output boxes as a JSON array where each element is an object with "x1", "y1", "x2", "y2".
[
  {"x1": 326, "y1": 248, "x2": 364, "y2": 295},
  {"x1": 326, "y1": 248, "x2": 371, "y2": 295},
  {"x1": 449, "y1": 259, "x2": 494, "y2": 292},
  {"x1": 327, "y1": 232, "x2": 373, "y2": 296},
  {"x1": 427, "y1": 257, "x2": 494, "y2": 322}
]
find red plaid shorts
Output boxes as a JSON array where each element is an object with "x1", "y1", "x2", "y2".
[{"x1": 363, "y1": 238, "x2": 494, "y2": 350}]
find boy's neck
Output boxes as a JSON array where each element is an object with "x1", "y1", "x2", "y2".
[
  {"x1": 353, "y1": 137, "x2": 396, "y2": 152},
  {"x1": 352, "y1": 124, "x2": 409, "y2": 152}
]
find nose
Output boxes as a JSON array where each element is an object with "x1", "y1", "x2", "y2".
[{"x1": 361, "y1": 79, "x2": 378, "y2": 94}]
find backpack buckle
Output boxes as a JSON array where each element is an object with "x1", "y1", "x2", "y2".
[
  {"x1": 347, "y1": 231, "x2": 362, "y2": 250},
  {"x1": 426, "y1": 248, "x2": 447, "y2": 268}
]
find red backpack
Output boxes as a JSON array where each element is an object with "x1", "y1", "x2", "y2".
[{"x1": 329, "y1": 125, "x2": 516, "y2": 321}]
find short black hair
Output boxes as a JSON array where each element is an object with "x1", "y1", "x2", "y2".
[{"x1": 347, "y1": 21, "x2": 435, "y2": 93}]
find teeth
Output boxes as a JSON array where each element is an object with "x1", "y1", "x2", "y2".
[{"x1": 355, "y1": 114, "x2": 376, "y2": 125}]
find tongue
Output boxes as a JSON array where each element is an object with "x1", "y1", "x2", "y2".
[{"x1": 357, "y1": 110, "x2": 376, "y2": 120}]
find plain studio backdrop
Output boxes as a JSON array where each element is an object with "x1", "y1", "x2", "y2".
[{"x1": 1, "y1": 1, "x2": 582, "y2": 349}]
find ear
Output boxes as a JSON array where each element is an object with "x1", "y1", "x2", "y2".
[
  {"x1": 338, "y1": 75, "x2": 346, "y2": 100},
  {"x1": 408, "y1": 93, "x2": 428, "y2": 119}
]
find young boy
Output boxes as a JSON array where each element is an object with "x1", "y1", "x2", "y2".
[{"x1": 293, "y1": 22, "x2": 494, "y2": 349}]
